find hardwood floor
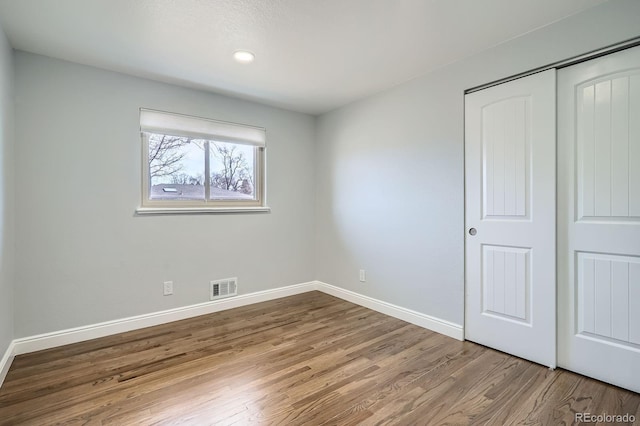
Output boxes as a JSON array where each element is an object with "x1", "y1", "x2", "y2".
[{"x1": 0, "y1": 291, "x2": 638, "y2": 425}]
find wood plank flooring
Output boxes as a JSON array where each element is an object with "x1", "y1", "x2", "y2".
[{"x1": 0, "y1": 291, "x2": 638, "y2": 425}]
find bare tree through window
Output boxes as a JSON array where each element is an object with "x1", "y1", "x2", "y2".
[
  {"x1": 148, "y1": 134, "x2": 192, "y2": 181},
  {"x1": 210, "y1": 143, "x2": 254, "y2": 195},
  {"x1": 147, "y1": 133, "x2": 255, "y2": 200}
]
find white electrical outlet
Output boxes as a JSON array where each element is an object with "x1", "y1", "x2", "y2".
[
  {"x1": 163, "y1": 281, "x2": 173, "y2": 296},
  {"x1": 359, "y1": 269, "x2": 366, "y2": 282}
]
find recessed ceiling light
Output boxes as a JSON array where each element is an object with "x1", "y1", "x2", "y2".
[{"x1": 233, "y1": 50, "x2": 255, "y2": 64}]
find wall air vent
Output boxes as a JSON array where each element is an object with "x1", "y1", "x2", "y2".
[{"x1": 210, "y1": 277, "x2": 238, "y2": 300}]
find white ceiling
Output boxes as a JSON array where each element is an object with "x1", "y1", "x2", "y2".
[{"x1": 0, "y1": 0, "x2": 609, "y2": 115}]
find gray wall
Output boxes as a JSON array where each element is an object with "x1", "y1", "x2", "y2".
[
  {"x1": 315, "y1": 0, "x2": 640, "y2": 326},
  {"x1": 0, "y1": 22, "x2": 14, "y2": 355},
  {"x1": 14, "y1": 53, "x2": 316, "y2": 337}
]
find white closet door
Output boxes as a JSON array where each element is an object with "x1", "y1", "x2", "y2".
[
  {"x1": 465, "y1": 69, "x2": 556, "y2": 367},
  {"x1": 558, "y1": 45, "x2": 640, "y2": 393}
]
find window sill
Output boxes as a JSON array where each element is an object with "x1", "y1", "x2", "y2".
[{"x1": 136, "y1": 206, "x2": 271, "y2": 215}]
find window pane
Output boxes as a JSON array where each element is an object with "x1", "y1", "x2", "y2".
[
  {"x1": 148, "y1": 133, "x2": 206, "y2": 201},
  {"x1": 209, "y1": 142, "x2": 256, "y2": 200}
]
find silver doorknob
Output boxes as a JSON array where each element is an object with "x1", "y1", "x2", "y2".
[{"x1": 468, "y1": 228, "x2": 477, "y2": 236}]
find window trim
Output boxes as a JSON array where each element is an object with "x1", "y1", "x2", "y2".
[
  {"x1": 135, "y1": 206, "x2": 271, "y2": 215},
  {"x1": 136, "y1": 110, "x2": 268, "y2": 215}
]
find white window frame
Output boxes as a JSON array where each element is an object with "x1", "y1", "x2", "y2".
[{"x1": 136, "y1": 109, "x2": 269, "y2": 215}]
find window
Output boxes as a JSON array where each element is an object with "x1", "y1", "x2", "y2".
[{"x1": 137, "y1": 109, "x2": 268, "y2": 213}]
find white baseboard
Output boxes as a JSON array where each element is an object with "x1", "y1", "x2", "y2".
[
  {"x1": 0, "y1": 341, "x2": 15, "y2": 388},
  {"x1": 12, "y1": 281, "x2": 317, "y2": 356},
  {"x1": 315, "y1": 281, "x2": 464, "y2": 341},
  {"x1": 1, "y1": 280, "x2": 463, "y2": 387}
]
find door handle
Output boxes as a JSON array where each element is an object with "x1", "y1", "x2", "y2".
[{"x1": 468, "y1": 228, "x2": 477, "y2": 236}]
